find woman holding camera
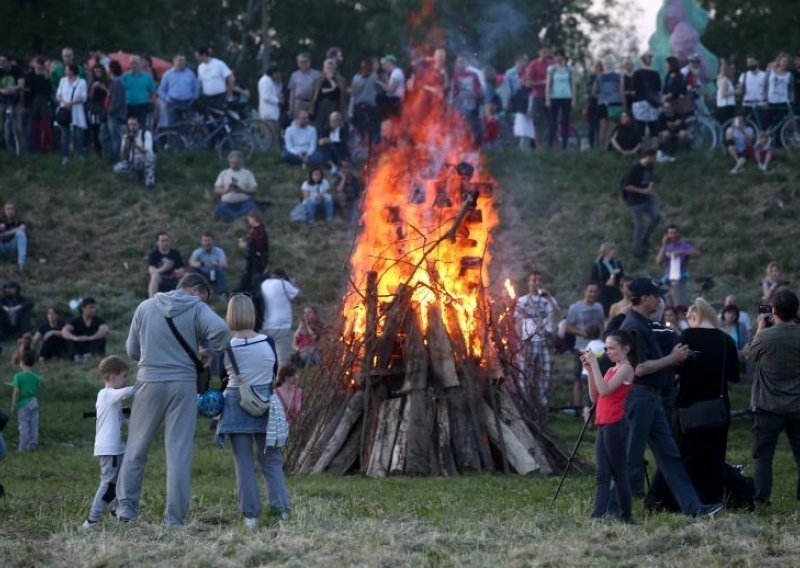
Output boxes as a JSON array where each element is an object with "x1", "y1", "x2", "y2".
[{"x1": 647, "y1": 298, "x2": 740, "y2": 511}]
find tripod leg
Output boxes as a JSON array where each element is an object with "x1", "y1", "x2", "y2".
[{"x1": 552, "y1": 405, "x2": 596, "y2": 505}]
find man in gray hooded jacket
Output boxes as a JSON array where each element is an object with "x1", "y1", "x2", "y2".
[{"x1": 116, "y1": 273, "x2": 228, "y2": 526}]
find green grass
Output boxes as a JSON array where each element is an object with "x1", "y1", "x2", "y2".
[{"x1": 1, "y1": 148, "x2": 800, "y2": 566}]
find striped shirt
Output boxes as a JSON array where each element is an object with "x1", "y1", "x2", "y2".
[{"x1": 745, "y1": 323, "x2": 800, "y2": 414}]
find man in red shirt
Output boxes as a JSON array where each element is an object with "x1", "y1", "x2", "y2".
[{"x1": 525, "y1": 46, "x2": 553, "y2": 144}]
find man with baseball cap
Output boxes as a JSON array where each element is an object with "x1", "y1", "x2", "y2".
[{"x1": 618, "y1": 278, "x2": 722, "y2": 517}]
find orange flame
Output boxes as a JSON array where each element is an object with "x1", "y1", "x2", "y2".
[
  {"x1": 342, "y1": 60, "x2": 498, "y2": 357},
  {"x1": 503, "y1": 278, "x2": 516, "y2": 300}
]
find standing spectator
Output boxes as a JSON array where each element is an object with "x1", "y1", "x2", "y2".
[
  {"x1": 55, "y1": 63, "x2": 88, "y2": 166},
  {"x1": 194, "y1": 47, "x2": 233, "y2": 111},
  {"x1": 482, "y1": 101, "x2": 501, "y2": 149},
  {"x1": 720, "y1": 304, "x2": 750, "y2": 356},
  {"x1": 318, "y1": 111, "x2": 350, "y2": 169},
  {"x1": 82, "y1": 356, "x2": 135, "y2": 529},
  {"x1": 50, "y1": 47, "x2": 84, "y2": 87},
  {"x1": 595, "y1": 58, "x2": 624, "y2": 149},
  {"x1": 631, "y1": 53, "x2": 662, "y2": 142},
  {"x1": 326, "y1": 46, "x2": 344, "y2": 69},
  {"x1": 585, "y1": 61, "x2": 603, "y2": 148},
  {"x1": 514, "y1": 272, "x2": 560, "y2": 406},
  {"x1": 744, "y1": 289, "x2": 800, "y2": 505},
  {"x1": 216, "y1": 294, "x2": 290, "y2": 528},
  {"x1": 655, "y1": 224, "x2": 700, "y2": 308},
  {"x1": 621, "y1": 57, "x2": 636, "y2": 113},
  {"x1": 22, "y1": 56, "x2": 55, "y2": 153},
  {"x1": 113, "y1": 116, "x2": 156, "y2": 189},
  {"x1": 188, "y1": 233, "x2": 228, "y2": 299},
  {"x1": 287, "y1": 53, "x2": 320, "y2": 117},
  {"x1": 609, "y1": 111, "x2": 641, "y2": 156},
  {"x1": 107, "y1": 61, "x2": 127, "y2": 161},
  {"x1": 10, "y1": 352, "x2": 40, "y2": 451},
  {"x1": 761, "y1": 261, "x2": 787, "y2": 302},
  {"x1": 0, "y1": 54, "x2": 24, "y2": 152},
  {"x1": 724, "y1": 115, "x2": 755, "y2": 175},
  {"x1": 451, "y1": 54, "x2": 484, "y2": 146},
  {"x1": 62, "y1": 297, "x2": 109, "y2": 362},
  {"x1": 715, "y1": 58, "x2": 737, "y2": 126},
  {"x1": 147, "y1": 232, "x2": 185, "y2": 298},
  {"x1": 257, "y1": 63, "x2": 282, "y2": 143},
  {"x1": 565, "y1": 283, "x2": 606, "y2": 412},
  {"x1": 794, "y1": 53, "x2": 800, "y2": 116},
  {"x1": 259, "y1": 269, "x2": 300, "y2": 369},
  {"x1": 767, "y1": 53, "x2": 793, "y2": 131},
  {"x1": 682, "y1": 54, "x2": 705, "y2": 101},
  {"x1": 237, "y1": 210, "x2": 269, "y2": 295},
  {"x1": 754, "y1": 131, "x2": 773, "y2": 172},
  {"x1": 309, "y1": 59, "x2": 347, "y2": 133},
  {"x1": 86, "y1": 64, "x2": 109, "y2": 156},
  {"x1": 0, "y1": 201, "x2": 27, "y2": 273},
  {"x1": 737, "y1": 55, "x2": 768, "y2": 129},
  {"x1": 662, "y1": 56, "x2": 688, "y2": 102},
  {"x1": 499, "y1": 54, "x2": 528, "y2": 112},
  {"x1": 590, "y1": 242, "x2": 624, "y2": 316},
  {"x1": 214, "y1": 150, "x2": 258, "y2": 221},
  {"x1": 545, "y1": 49, "x2": 576, "y2": 150},
  {"x1": 117, "y1": 273, "x2": 228, "y2": 526},
  {"x1": 376, "y1": 55, "x2": 405, "y2": 121},
  {"x1": 159, "y1": 54, "x2": 199, "y2": 126},
  {"x1": 350, "y1": 58, "x2": 379, "y2": 144},
  {"x1": 87, "y1": 44, "x2": 111, "y2": 71},
  {"x1": 619, "y1": 278, "x2": 721, "y2": 517},
  {"x1": 0, "y1": 281, "x2": 33, "y2": 340},
  {"x1": 609, "y1": 276, "x2": 634, "y2": 322},
  {"x1": 121, "y1": 55, "x2": 156, "y2": 129},
  {"x1": 621, "y1": 149, "x2": 662, "y2": 261},
  {"x1": 281, "y1": 110, "x2": 323, "y2": 167},
  {"x1": 32, "y1": 306, "x2": 68, "y2": 361},
  {"x1": 301, "y1": 167, "x2": 334, "y2": 224},
  {"x1": 524, "y1": 47, "x2": 553, "y2": 141},
  {"x1": 509, "y1": 81, "x2": 534, "y2": 149}
]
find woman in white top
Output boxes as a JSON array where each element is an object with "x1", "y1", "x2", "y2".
[
  {"x1": 767, "y1": 53, "x2": 793, "y2": 129},
  {"x1": 256, "y1": 63, "x2": 282, "y2": 150},
  {"x1": 715, "y1": 58, "x2": 737, "y2": 126},
  {"x1": 55, "y1": 63, "x2": 88, "y2": 165},
  {"x1": 215, "y1": 294, "x2": 290, "y2": 528},
  {"x1": 301, "y1": 166, "x2": 333, "y2": 223}
]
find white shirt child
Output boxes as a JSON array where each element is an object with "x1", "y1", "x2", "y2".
[{"x1": 94, "y1": 386, "x2": 136, "y2": 456}]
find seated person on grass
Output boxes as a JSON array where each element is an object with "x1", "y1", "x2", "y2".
[
  {"x1": 112, "y1": 116, "x2": 156, "y2": 189},
  {"x1": 32, "y1": 306, "x2": 68, "y2": 361},
  {"x1": 188, "y1": 232, "x2": 228, "y2": 298},
  {"x1": 61, "y1": 297, "x2": 109, "y2": 362},
  {"x1": 147, "y1": 232, "x2": 185, "y2": 298},
  {"x1": 333, "y1": 161, "x2": 364, "y2": 222},
  {"x1": 656, "y1": 99, "x2": 691, "y2": 162},
  {"x1": 281, "y1": 110, "x2": 324, "y2": 168},
  {"x1": 318, "y1": 111, "x2": 350, "y2": 170},
  {"x1": 725, "y1": 115, "x2": 755, "y2": 175},
  {"x1": 301, "y1": 166, "x2": 334, "y2": 224},
  {"x1": 609, "y1": 111, "x2": 641, "y2": 157},
  {"x1": 0, "y1": 201, "x2": 28, "y2": 273},
  {"x1": 213, "y1": 150, "x2": 258, "y2": 222},
  {"x1": 0, "y1": 281, "x2": 33, "y2": 341}
]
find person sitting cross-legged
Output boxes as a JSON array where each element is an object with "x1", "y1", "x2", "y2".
[
  {"x1": 301, "y1": 167, "x2": 334, "y2": 224},
  {"x1": 147, "y1": 232, "x2": 185, "y2": 298},
  {"x1": 188, "y1": 232, "x2": 228, "y2": 299},
  {"x1": 113, "y1": 116, "x2": 156, "y2": 189},
  {"x1": 281, "y1": 110, "x2": 324, "y2": 168},
  {"x1": 0, "y1": 201, "x2": 28, "y2": 273},
  {"x1": 61, "y1": 297, "x2": 109, "y2": 363},
  {"x1": 214, "y1": 151, "x2": 258, "y2": 222}
]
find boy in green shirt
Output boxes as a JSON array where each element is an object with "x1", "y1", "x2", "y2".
[{"x1": 11, "y1": 352, "x2": 40, "y2": 451}]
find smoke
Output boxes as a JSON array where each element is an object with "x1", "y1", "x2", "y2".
[{"x1": 441, "y1": 1, "x2": 527, "y2": 66}]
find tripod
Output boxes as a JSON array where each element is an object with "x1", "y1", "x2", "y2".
[{"x1": 551, "y1": 404, "x2": 595, "y2": 505}]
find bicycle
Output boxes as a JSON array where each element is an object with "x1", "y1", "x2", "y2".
[
  {"x1": 154, "y1": 106, "x2": 255, "y2": 160},
  {"x1": 719, "y1": 101, "x2": 800, "y2": 153},
  {"x1": 243, "y1": 117, "x2": 280, "y2": 152},
  {"x1": 2, "y1": 104, "x2": 20, "y2": 156}
]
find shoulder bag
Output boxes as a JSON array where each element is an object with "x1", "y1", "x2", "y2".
[
  {"x1": 55, "y1": 84, "x2": 77, "y2": 128},
  {"x1": 226, "y1": 337, "x2": 278, "y2": 417},
  {"x1": 165, "y1": 315, "x2": 211, "y2": 394},
  {"x1": 678, "y1": 333, "x2": 729, "y2": 432}
]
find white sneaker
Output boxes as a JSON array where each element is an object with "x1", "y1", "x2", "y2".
[
  {"x1": 244, "y1": 517, "x2": 257, "y2": 529},
  {"x1": 82, "y1": 519, "x2": 98, "y2": 530},
  {"x1": 656, "y1": 150, "x2": 668, "y2": 163}
]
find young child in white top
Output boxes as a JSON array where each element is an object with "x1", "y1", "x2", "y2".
[{"x1": 82, "y1": 356, "x2": 135, "y2": 529}]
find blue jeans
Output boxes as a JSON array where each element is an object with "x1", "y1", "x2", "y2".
[
  {"x1": 625, "y1": 387, "x2": 701, "y2": 514},
  {"x1": 281, "y1": 149, "x2": 325, "y2": 168},
  {"x1": 593, "y1": 419, "x2": 632, "y2": 520},
  {"x1": 59, "y1": 125, "x2": 85, "y2": 158},
  {"x1": 0, "y1": 231, "x2": 27, "y2": 267},
  {"x1": 305, "y1": 194, "x2": 334, "y2": 222},
  {"x1": 216, "y1": 199, "x2": 257, "y2": 222},
  {"x1": 17, "y1": 398, "x2": 39, "y2": 451},
  {"x1": 167, "y1": 100, "x2": 195, "y2": 126},
  {"x1": 229, "y1": 434, "x2": 291, "y2": 517},
  {"x1": 628, "y1": 199, "x2": 662, "y2": 257}
]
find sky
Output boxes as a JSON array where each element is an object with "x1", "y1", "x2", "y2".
[{"x1": 632, "y1": 0, "x2": 660, "y2": 51}]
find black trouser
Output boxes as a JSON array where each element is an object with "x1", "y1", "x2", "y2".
[
  {"x1": 547, "y1": 98, "x2": 572, "y2": 149},
  {"x1": 593, "y1": 420, "x2": 632, "y2": 520},
  {"x1": 752, "y1": 409, "x2": 800, "y2": 503}
]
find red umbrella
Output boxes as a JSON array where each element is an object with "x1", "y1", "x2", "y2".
[{"x1": 109, "y1": 51, "x2": 172, "y2": 77}]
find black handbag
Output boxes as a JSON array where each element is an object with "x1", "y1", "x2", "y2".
[
  {"x1": 678, "y1": 334, "x2": 729, "y2": 432},
  {"x1": 55, "y1": 84, "x2": 77, "y2": 128},
  {"x1": 165, "y1": 315, "x2": 212, "y2": 394}
]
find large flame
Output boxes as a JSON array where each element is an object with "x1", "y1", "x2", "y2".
[{"x1": 342, "y1": 65, "x2": 499, "y2": 358}]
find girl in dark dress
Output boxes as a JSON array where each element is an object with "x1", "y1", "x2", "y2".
[
  {"x1": 87, "y1": 64, "x2": 109, "y2": 156},
  {"x1": 590, "y1": 242, "x2": 624, "y2": 316}
]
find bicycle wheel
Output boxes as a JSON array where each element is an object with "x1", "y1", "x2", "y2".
[
  {"x1": 244, "y1": 118, "x2": 278, "y2": 152},
  {"x1": 686, "y1": 116, "x2": 717, "y2": 151},
  {"x1": 719, "y1": 117, "x2": 759, "y2": 154},
  {"x1": 780, "y1": 117, "x2": 800, "y2": 152},
  {"x1": 154, "y1": 130, "x2": 187, "y2": 153},
  {"x1": 217, "y1": 131, "x2": 255, "y2": 160}
]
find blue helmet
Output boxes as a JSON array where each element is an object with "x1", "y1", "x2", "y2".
[{"x1": 197, "y1": 390, "x2": 224, "y2": 417}]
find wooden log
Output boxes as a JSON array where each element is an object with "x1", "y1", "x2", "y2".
[
  {"x1": 299, "y1": 390, "x2": 354, "y2": 474},
  {"x1": 366, "y1": 398, "x2": 403, "y2": 478},
  {"x1": 360, "y1": 271, "x2": 379, "y2": 470},
  {"x1": 405, "y1": 389, "x2": 435, "y2": 475},
  {"x1": 400, "y1": 309, "x2": 428, "y2": 393},
  {"x1": 480, "y1": 400, "x2": 540, "y2": 475},
  {"x1": 375, "y1": 283, "x2": 413, "y2": 370},
  {"x1": 312, "y1": 391, "x2": 365, "y2": 473},
  {"x1": 435, "y1": 397, "x2": 457, "y2": 476},
  {"x1": 445, "y1": 388, "x2": 482, "y2": 472},
  {"x1": 497, "y1": 388, "x2": 554, "y2": 475},
  {"x1": 389, "y1": 393, "x2": 412, "y2": 474},
  {"x1": 426, "y1": 304, "x2": 460, "y2": 389},
  {"x1": 329, "y1": 417, "x2": 363, "y2": 475}
]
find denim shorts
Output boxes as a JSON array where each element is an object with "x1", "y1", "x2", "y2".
[{"x1": 215, "y1": 384, "x2": 273, "y2": 446}]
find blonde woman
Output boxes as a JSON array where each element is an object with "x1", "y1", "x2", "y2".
[
  {"x1": 715, "y1": 58, "x2": 736, "y2": 126},
  {"x1": 761, "y1": 261, "x2": 785, "y2": 301},
  {"x1": 216, "y1": 294, "x2": 290, "y2": 528}
]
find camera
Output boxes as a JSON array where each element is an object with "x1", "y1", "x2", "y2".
[{"x1": 758, "y1": 302, "x2": 772, "y2": 315}]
